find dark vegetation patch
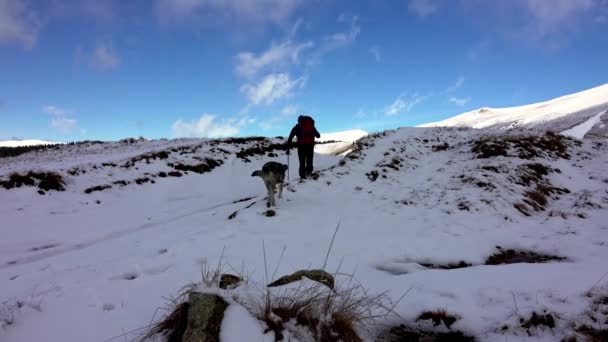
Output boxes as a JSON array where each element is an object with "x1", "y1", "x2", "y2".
[
  {"x1": 419, "y1": 261, "x2": 471, "y2": 270},
  {"x1": 0, "y1": 144, "x2": 62, "y2": 158},
  {"x1": 575, "y1": 325, "x2": 608, "y2": 341},
  {"x1": 417, "y1": 310, "x2": 459, "y2": 328},
  {"x1": 460, "y1": 175, "x2": 496, "y2": 190},
  {"x1": 236, "y1": 142, "x2": 288, "y2": 162},
  {"x1": 84, "y1": 185, "x2": 111, "y2": 194},
  {"x1": 30, "y1": 243, "x2": 58, "y2": 252},
  {"x1": 158, "y1": 172, "x2": 167, "y2": 178},
  {"x1": 480, "y1": 165, "x2": 500, "y2": 173},
  {"x1": 219, "y1": 136, "x2": 267, "y2": 145},
  {"x1": 0, "y1": 141, "x2": 106, "y2": 159},
  {"x1": 113, "y1": 180, "x2": 129, "y2": 186},
  {"x1": 260, "y1": 305, "x2": 362, "y2": 342},
  {"x1": 0, "y1": 171, "x2": 65, "y2": 192},
  {"x1": 172, "y1": 158, "x2": 223, "y2": 174},
  {"x1": 366, "y1": 170, "x2": 379, "y2": 182},
  {"x1": 135, "y1": 177, "x2": 152, "y2": 185},
  {"x1": 380, "y1": 324, "x2": 475, "y2": 342},
  {"x1": 519, "y1": 311, "x2": 556, "y2": 335},
  {"x1": 379, "y1": 158, "x2": 403, "y2": 171},
  {"x1": 122, "y1": 150, "x2": 171, "y2": 168},
  {"x1": 168, "y1": 171, "x2": 183, "y2": 177},
  {"x1": 485, "y1": 246, "x2": 566, "y2": 265},
  {"x1": 511, "y1": 163, "x2": 570, "y2": 215},
  {"x1": 432, "y1": 142, "x2": 449, "y2": 152},
  {"x1": 471, "y1": 132, "x2": 576, "y2": 160},
  {"x1": 263, "y1": 210, "x2": 276, "y2": 217}
]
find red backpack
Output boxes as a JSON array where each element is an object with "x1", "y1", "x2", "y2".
[{"x1": 299, "y1": 116, "x2": 315, "y2": 145}]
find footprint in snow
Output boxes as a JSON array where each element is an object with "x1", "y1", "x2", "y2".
[
  {"x1": 111, "y1": 272, "x2": 139, "y2": 281},
  {"x1": 158, "y1": 248, "x2": 168, "y2": 255},
  {"x1": 102, "y1": 303, "x2": 115, "y2": 311},
  {"x1": 144, "y1": 265, "x2": 172, "y2": 276}
]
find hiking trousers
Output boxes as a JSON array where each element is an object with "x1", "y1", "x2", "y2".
[{"x1": 297, "y1": 144, "x2": 314, "y2": 178}]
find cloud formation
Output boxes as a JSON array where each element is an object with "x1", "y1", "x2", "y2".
[
  {"x1": 172, "y1": 114, "x2": 253, "y2": 138},
  {"x1": 449, "y1": 96, "x2": 471, "y2": 106},
  {"x1": 156, "y1": 0, "x2": 303, "y2": 25},
  {"x1": 235, "y1": 40, "x2": 313, "y2": 78},
  {"x1": 385, "y1": 93, "x2": 427, "y2": 116},
  {"x1": 0, "y1": 0, "x2": 40, "y2": 49},
  {"x1": 235, "y1": 15, "x2": 360, "y2": 107},
  {"x1": 408, "y1": 0, "x2": 438, "y2": 17},
  {"x1": 240, "y1": 73, "x2": 306, "y2": 106},
  {"x1": 43, "y1": 105, "x2": 83, "y2": 134},
  {"x1": 88, "y1": 43, "x2": 121, "y2": 71},
  {"x1": 369, "y1": 46, "x2": 381, "y2": 62}
]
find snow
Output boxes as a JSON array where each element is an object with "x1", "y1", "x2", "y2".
[
  {"x1": 421, "y1": 83, "x2": 608, "y2": 129},
  {"x1": 315, "y1": 129, "x2": 368, "y2": 155},
  {"x1": 1, "y1": 128, "x2": 607, "y2": 341},
  {"x1": 560, "y1": 111, "x2": 606, "y2": 139},
  {"x1": 221, "y1": 301, "x2": 271, "y2": 342},
  {"x1": 0, "y1": 140, "x2": 60, "y2": 147}
]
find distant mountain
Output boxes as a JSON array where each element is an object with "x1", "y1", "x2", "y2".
[{"x1": 420, "y1": 83, "x2": 608, "y2": 138}]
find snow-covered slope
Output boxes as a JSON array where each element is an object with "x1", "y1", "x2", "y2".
[
  {"x1": 421, "y1": 84, "x2": 608, "y2": 138},
  {"x1": 0, "y1": 140, "x2": 60, "y2": 147},
  {"x1": 1, "y1": 128, "x2": 607, "y2": 341},
  {"x1": 315, "y1": 129, "x2": 368, "y2": 155}
]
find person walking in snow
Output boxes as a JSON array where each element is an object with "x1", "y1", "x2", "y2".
[{"x1": 287, "y1": 115, "x2": 321, "y2": 179}]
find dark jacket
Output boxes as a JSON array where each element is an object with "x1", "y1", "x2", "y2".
[{"x1": 288, "y1": 117, "x2": 320, "y2": 147}]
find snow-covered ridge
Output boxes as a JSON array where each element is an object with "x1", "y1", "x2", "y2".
[
  {"x1": 0, "y1": 140, "x2": 61, "y2": 147},
  {"x1": 421, "y1": 83, "x2": 608, "y2": 134},
  {"x1": 1, "y1": 127, "x2": 608, "y2": 341},
  {"x1": 315, "y1": 129, "x2": 368, "y2": 155}
]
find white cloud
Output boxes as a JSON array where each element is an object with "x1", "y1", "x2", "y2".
[
  {"x1": 449, "y1": 96, "x2": 471, "y2": 106},
  {"x1": 385, "y1": 93, "x2": 427, "y2": 116},
  {"x1": 89, "y1": 43, "x2": 120, "y2": 71},
  {"x1": 240, "y1": 73, "x2": 305, "y2": 106},
  {"x1": 408, "y1": 0, "x2": 438, "y2": 17},
  {"x1": 0, "y1": 0, "x2": 40, "y2": 48},
  {"x1": 43, "y1": 105, "x2": 82, "y2": 134},
  {"x1": 235, "y1": 40, "x2": 313, "y2": 78},
  {"x1": 234, "y1": 15, "x2": 360, "y2": 108},
  {"x1": 446, "y1": 76, "x2": 465, "y2": 92},
  {"x1": 43, "y1": 105, "x2": 70, "y2": 117},
  {"x1": 321, "y1": 15, "x2": 360, "y2": 53},
  {"x1": 51, "y1": 117, "x2": 78, "y2": 133},
  {"x1": 524, "y1": 0, "x2": 595, "y2": 38},
  {"x1": 172, "y1": 113, "x2": 252, "y2": 138},
  {"x1": 355, "y1": 109, "x2": 367, "y2": 119},
  {"x1": 369, "y1": 46, "x2": 381, "y2": 62},
  {"x1": 281, "y1": 105, "x2": 297, "y2": 116},
  {"x1": 156, "y1": 0, "x2": 303, "y2": 25}
]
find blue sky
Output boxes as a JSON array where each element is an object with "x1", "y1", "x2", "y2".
[{"x1": 0, "y1": 0, "x2": 607, "y2": 142}]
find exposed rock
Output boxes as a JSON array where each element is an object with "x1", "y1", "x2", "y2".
[
  {"x1": 219, "y1": 274, "x2": 241, "y2": 290},
  {"x1": 268, "y1": 269, "x2": 335, "y2": 290},
  {"x1": 182, "y1": 292, "x2": 228, "y2": 342}
]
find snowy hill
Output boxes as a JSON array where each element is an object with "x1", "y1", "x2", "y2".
[
  {"x1": 421, "y1": 84, "x2": 608, "y2": 139},
  {"x1": 1, "y1": 128, "x2": 608, "y2": 341},
  {"x1": 315, "y1": 129, "x2": 368, "y2": 155},
  {"x1": 0, "y1": 139, "x2": 60, "y2": 147}
]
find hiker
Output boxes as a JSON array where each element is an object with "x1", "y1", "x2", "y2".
[{"x1": 287, "y1": 115, "x2": 321, "y2": 179}]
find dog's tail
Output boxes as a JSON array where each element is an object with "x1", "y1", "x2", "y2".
[{"x1": 251, "y1": 170, "x2": 262, "y2": 177}]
